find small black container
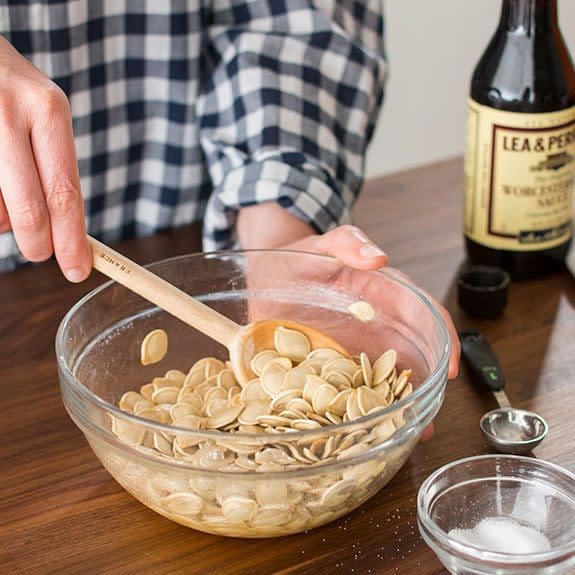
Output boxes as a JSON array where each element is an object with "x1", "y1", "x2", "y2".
[{"x1": 457, "y1": 265, "x2": 510, "y2": 318}]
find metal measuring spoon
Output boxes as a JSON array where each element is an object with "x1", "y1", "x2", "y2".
[{"x1": 459, "y1": 330, "x2": 549, "y2": 455}]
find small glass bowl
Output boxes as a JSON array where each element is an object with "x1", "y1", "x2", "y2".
[{"x1": 417, "y1": 455, "x2": 575, "y2": 575}]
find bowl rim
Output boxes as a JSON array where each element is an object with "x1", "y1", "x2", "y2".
[
  {"x1": 417, "y1": 454, "x2": 575, "y2": 565},
  {"x1": 56, "y1": 248, "x2": 451, "y2": 442}
]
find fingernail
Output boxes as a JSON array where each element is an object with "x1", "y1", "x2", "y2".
[
  {"x1": 65, "y1": 268, "x2": 86, "y2": 283},
  {"x1": 359, "y1": 243, "x2": 387, "y2": 259}
]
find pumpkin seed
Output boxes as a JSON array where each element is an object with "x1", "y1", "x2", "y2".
[
  {"x1": 274, "y1": 326, "x2": 311, "y2": 362},
  {"x1": 347, "y1": 300, "x2": 376, "y2": 322},
  {"x1": 140, "y1": 329, "x2": 168, "y2": 365}
]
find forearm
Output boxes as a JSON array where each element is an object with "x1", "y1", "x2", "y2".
[{"x1": 237, "y1": 203, "x2": 316, "y2": 249}]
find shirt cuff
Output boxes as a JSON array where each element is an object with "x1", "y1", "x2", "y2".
[{"x1": 202, "y1": 160, "x2": 353, "y2": 251}]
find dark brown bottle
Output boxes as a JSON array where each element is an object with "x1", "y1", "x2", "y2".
[{"x1": 464, "y1": 0, "x2": 575, "y2": 280}]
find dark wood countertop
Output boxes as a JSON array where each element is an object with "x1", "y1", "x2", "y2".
[{"x1": 1, "y1": 157, "x2": 573, "y2": 575}]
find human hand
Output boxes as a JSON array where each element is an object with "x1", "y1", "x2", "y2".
[
  {"x1": 286, "y1": 226, "x2": 460, "y2": 442},
  {"x1": 282, "y1": 226, "x2": 460, "y2": 379},
  {"x1": 0, "y1": 37, "x2": 91, "y2": 281},
  {"x1": 238, "y1": 204, "x2": 459, "y2": 379},
  {"x1": 244, "y1": 224, "x2": 460, "y2": 442}
]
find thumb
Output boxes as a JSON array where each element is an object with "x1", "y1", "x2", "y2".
[{"x1": 289, "y1": 225, "x2": 389, "y2": 270}]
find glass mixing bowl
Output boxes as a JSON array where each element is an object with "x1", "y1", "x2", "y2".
[
  {"x1": 57, "y1": 250, "x2": 449, "y2": 537},
  {"x1": 417, "y1": 455, "x2": 575, "y2": 575}
]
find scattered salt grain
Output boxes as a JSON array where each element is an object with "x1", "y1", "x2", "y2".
[{"x1": 448, "y1": 516, "x2": 551, "y2": 554}]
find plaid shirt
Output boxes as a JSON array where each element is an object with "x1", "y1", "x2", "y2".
[{"x1": 0, "y1": 1, "x2": 385, "y2": 271}]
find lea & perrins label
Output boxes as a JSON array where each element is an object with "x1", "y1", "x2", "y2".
[{"x1": 464, "y1": 99, "x2": 575, "y2": 251}]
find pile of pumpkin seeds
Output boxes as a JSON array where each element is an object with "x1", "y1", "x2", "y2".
[
  {"x1": 119, "y1": 325, "x2": 412, "y2": 443},
  {"x1": 107, "y1": 325, "x2": 416, "y2": 536}
]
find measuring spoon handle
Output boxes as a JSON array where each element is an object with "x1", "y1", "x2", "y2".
[{"x1": 459, "y1": 330, "x2": 506, "y2": 392}]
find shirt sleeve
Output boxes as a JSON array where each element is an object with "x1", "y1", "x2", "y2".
[{"x1": 197, "y1": 0, "x2": 386, "y2": 250}]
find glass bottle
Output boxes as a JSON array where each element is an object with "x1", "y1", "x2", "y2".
[{"x1": 464, "y1": 0, "x2": 575, "y2": 279}]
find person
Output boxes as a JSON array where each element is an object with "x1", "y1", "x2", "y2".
[{"x1": 0, "y1": 2, "x2": 459, "y2": 383}]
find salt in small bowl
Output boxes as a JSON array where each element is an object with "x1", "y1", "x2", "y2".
[{"x1": 417, "y1": 455, "x2": 575, "y2": 575}]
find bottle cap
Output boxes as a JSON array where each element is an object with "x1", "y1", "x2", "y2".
[{"x1": 457, "y1": 265, "x2": 510, "y2": 318}]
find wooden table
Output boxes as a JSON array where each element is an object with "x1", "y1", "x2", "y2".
[{"x1": 1, "y1": 157, "x2": 574, "y2": 575}]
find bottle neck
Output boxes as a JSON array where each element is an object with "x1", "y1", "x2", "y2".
[{"x1": 500, "y1": 0, "x2": 558, "y2": 33}]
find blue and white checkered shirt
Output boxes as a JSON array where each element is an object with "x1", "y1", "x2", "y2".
[{"x1": 0, "y1": 1, "x2": 385, "y2": 272}]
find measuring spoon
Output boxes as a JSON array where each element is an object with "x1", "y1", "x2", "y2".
[{"x1": 459, "y1": 330, "x2": 548, "y2": 455}]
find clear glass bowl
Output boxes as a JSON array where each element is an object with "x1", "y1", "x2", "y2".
[
  {"x1": 417, "y1": 455, "x2": 575, "y2": 575},
  {"x1": 57, "y1": 250, "x2": 449, "y2": 537}
]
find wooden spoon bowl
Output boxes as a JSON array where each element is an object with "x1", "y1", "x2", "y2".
[{"x1": 229, "y1": 319, "x2": 349, "y2": 384}]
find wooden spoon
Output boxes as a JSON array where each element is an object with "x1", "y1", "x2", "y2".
[{"x1": 88, "y1": 236, "x2": 349, "y2": 384}]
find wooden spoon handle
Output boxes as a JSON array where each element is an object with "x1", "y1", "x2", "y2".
[{"x1": 88, "y1": 236, "x2": 241, "y2": 348}]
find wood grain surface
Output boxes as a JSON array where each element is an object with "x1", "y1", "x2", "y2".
[{"x1": 1, "y1": 158, "x2": 574, "y2": 575}]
